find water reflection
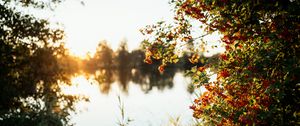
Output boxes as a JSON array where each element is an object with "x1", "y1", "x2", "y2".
[
  {"x1": 83, "y1": 56, "x2": 193, "y2": 94},
  {"x1": 88, "y1": 66, "x2": 177, "y2": 94},
  {"x1": 77, "y1": 41, "x2": 217, "y2": 94},
  {"x1": 66, "y1": 73, "x2": 195, "y2": 126}
]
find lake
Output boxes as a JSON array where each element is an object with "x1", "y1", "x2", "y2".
[{"x1": 62, "y1": 71, "x2": 196, "y2": 126}]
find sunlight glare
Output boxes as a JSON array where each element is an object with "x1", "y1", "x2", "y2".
[
  {"x1": 53, "y1": 0, "x2": 173, "y2": 57},
  {"x1": 61, "y1": 75, "x2": 98, "y2": 98}
]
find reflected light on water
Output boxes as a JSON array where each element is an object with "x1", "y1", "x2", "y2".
[
  {"x1": 61, "y1": 75, "x2": 98, "y2": 98},
  {"x1": 58, "y1": 73, "x2": 195, "y2": 126}
]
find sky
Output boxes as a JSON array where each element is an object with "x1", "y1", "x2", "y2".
[{"x1": 53, "y1": 0, "x2": 174, "y2": 57}]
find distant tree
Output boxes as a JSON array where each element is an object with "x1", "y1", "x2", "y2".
[
  {"x1": 130, "y1": 50, "x2": 146, "y2": 69},
  {"x1": 141, "y1": 0, "x2": 300, "y2": 125},
  {"x1": 115, "y1": 40, "x2": 131, "y2": 91},
  {"x1": 116, "y1": 40, "x2": 130, "y2": 68},
  {"x1": 0, "y1": 1, "x2": 83, "y2": 126},
  {"x1": 57, "y1": 52, "x2": 82, "y2": 76},
  {"x1": 93, "y1": 40, "x2": 114, "y2": 69}
]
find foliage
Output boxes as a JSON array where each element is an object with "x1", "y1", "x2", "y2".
[
  {"x1": 0, "y1": 1, "x2": 84, "y2": 126},
  {"x1": 141, "y1": 0, "x2": 300, "y2": 125},
  {"x1": 88, "y1": 40, "x2": 115, "y2": 70}
]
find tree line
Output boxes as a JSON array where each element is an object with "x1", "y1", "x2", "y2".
[{"x1": 68, "y1": 40, "x2": 218, "y2": 94}]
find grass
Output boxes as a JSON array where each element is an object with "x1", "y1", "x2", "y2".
[{"x1": 117, "y1": 95, "x2": 133, "y2": 126}]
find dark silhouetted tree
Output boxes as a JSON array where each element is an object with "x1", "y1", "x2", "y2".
[{"x1": 0, "y1": 1, "x2": 83, "y2": 126}]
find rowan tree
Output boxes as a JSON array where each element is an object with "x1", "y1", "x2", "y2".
[{"x1": 141, "y1": 0, "x2": 300, "y2": 125}]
